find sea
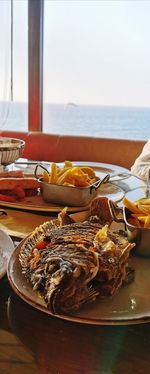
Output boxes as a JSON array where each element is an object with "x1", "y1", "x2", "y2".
[{"x1": 0, "y1": 102, "x2": 150, "y2": 140}]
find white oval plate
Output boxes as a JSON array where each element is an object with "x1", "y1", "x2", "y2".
[
  {"x1": 0, "y1": 229, "x2": 14, "y2": 279},
  {"x1": 7, "y1": 236, "x2": 150, "y2": 326}
]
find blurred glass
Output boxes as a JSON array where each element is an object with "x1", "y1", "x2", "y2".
[{"x1": 125, "y1": 186, "x2": 150, "y2": 202}]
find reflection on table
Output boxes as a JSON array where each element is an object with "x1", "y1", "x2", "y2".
[{"x1": 0, "y1": 276, "x2": 150, "y2": 374}]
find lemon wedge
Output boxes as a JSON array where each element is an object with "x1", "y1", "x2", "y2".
[{"x1": 80, "y1": 166, "x2": 96, "y2": 178}]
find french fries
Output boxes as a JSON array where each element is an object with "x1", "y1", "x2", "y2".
[
  {"x1": 122, "y1": 196, "x2": 150, "y2": 228},
  {"x1": 49, "y1": 163, "x2": 58, "y2": 184},
  {"x1": 42, "y1": 161, "x2": 97, "y2": 188}
]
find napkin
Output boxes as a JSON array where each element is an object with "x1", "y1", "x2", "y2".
[{"x1": 0, "y1": 209, "x2": 55, "y2": 239}]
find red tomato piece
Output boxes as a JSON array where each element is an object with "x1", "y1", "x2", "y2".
[{"x1": 36, "y1": 240, "x2": 49, "y2": 250}]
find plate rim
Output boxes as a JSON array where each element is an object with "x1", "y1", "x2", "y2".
[
  {"x1": 7, "y1": 238, "x2": 150, "y2": 326},
  {"x1": 0, "y1": 228, "x2": 14, "y2": 279},
  {"x1": 0, "y1": 199, "x2": 89, "y2": 213}
]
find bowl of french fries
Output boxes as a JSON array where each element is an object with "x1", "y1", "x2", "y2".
[
  {"x1": 109, "y1": 186, "x2": 150, "y2": 257},
  {"x1": 35, "y1": 161, "x2": 110, "y2": 207}
]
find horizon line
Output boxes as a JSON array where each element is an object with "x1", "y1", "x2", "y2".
[{"x1": 0, "y1": 100, "x2": 150, "y2": 110}]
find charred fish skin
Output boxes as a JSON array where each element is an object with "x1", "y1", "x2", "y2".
[
  {"x1": 44, "y1": 244, "x2": 99, "y2": 313},
  {"x1": 45, "y1": 221, "x2": 103, "y2": 249},
  {"x1": 20, "y1": 241, "x2": 99, "y2": 314},
  {"x1": 19, "y1": 204, "x2": 134, "y2": 314}
]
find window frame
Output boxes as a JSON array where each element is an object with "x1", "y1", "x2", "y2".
[{"x1": 28, "y1": 0, "x2": 44, "y2": 132}]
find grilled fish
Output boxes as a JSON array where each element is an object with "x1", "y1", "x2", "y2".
[{"x1": 19, "y1": 198, "x2": 135, "y2": 313}]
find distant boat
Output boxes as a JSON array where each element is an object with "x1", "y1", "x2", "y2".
[{"x1": 64, "y1": 102, "x2": 78, "y2": 109}]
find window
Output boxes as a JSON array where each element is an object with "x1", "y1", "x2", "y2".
[
  {"x1": 1, "y1": 1, "x2": 150, "y2": 139},
  {"x1": 43, "y1": 0, "x2": 150, "y2": 140}
]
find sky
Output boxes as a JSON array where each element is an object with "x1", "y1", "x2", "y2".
[{"x1": 1, "y1": 0, "x2": 150, "y2": 107}]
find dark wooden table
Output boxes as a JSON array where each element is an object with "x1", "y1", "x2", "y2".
[
  {"x1": 0, "y1": 174, "x2": 149, "y2": 374},
  {"x1": 1, "y1": 273, "x2": 150, "y2": 374}
]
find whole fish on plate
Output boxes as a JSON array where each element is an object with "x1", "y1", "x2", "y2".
[{"x1": 19, "y1": 198, "x2": 135, "y2": 314}]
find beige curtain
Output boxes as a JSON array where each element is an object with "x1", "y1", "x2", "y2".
[{"x1": 0, "y1": 0, "x2": 12, "y2": 128}]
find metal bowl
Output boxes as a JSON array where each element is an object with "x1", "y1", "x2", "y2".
[
  {"x1": 0, "y1": 137, "x2": 25, "y2": 165},
  {"x1": 123, "y1": 206, "x2": 150, "y2": 257},
  {"x1": 108, "y1": 188, "x2": 150, "y2": 257},
  {"x1": 35, "y1": 165, "x2": 110, "y2": 207}
]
